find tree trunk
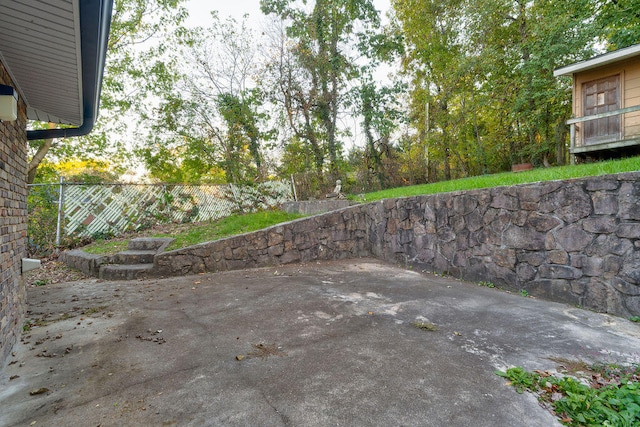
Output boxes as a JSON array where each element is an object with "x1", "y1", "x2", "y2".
[{"x1": 27, "y1": 123, "x2": 57, "y2": 184}]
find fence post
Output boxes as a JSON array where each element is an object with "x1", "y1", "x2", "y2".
[
  {"x1": 229, "y1": 184, "x2": 243, "y2": 212},
  {"x1": 162, "y1": 184, "x2": 168, "y2": 221},
  {"x1": 55, "y1": 176, "x2": 65, "y2": 253},
  {"x1": 290, "y1": 174, "x2": 298, "y2": 202}
]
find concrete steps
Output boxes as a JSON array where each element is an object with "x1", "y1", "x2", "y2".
[
  {"x1": 98, "y1": 237, "x2": 175, "y2": 280},
  {"x1": 99, "y1": 263, "x2": 155, "y2": 280},
  {"x1": 110, "y1": 250, "x2": 156, "y2": 265}
]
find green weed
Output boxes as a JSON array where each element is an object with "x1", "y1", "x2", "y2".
[
  {"x1": 83, "y1": 239, "x2": 128, "y2": 255},
  {"x1": 412, "y1": 321, "x2": 438, "y2": 331},
  {"x1": 82, "y1": 306, "x2": 109, "y2": 316},
  {"x1": 496, "y1": 362, "x2": 640, "y2": 426}
]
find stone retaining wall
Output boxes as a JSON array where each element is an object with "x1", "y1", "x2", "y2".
[
  {"x1": 369, "y1": 173, "x2": 640, "y2": 317},
  {"x1": 154, "y1": 172, "x2": 640, "y2": 317},
  {"x1": 155, "y1": 208, "x2": 370, "y2": 275}
]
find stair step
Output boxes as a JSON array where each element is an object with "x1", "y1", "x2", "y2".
[
  {"x1": 128, "y1": 237, "x2": 174, "y2": 251},
  {"x1": 111, "y1": 250, "x2": 156, "y2": 265},
  {"x1": 99, "y1": 264, "x2": 155, "y2": 281}
]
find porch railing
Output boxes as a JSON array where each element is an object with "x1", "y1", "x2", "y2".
[{"x1": 566, "y1": 104, "x2": 640, "y2": 162}]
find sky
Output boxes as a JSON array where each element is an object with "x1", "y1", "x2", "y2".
[{"x1": 185, "y1": 0, "x2": 392, "y2": 28}]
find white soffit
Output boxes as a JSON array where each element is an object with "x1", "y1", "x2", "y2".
[
  {"x1": 0, "y1": 0, "x2": 83, "y2": 125},
  {"x1": 554, "y1": 44, "x2": 640, "y2": 77}
]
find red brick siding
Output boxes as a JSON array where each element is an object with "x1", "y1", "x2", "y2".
[{"x1": 0, "y1": 60, "x2": 28, "y2": 367}]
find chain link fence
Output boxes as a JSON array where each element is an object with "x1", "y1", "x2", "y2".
[{"x1": 27, "y1": 179, "x2": 294, "y2": 256}]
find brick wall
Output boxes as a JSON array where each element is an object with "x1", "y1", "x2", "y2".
[{"x1": 0, "y1": 61, "x2": 28, "y2": 368}]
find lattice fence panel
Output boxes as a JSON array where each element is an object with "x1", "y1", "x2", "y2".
[{"x1": 55, "y1": 181, "x2": 293, "y2": 238}]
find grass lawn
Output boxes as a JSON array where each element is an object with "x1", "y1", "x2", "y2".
[
  {"x1": 363, "y1": 156, "x2": 640, "y2": 202},
  {"x1": 82, "y1": 210, "x2": 305, "y2": 255}
]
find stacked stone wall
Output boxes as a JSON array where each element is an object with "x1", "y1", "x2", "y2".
[
  {"x1": 154, "y1": 172, "x2": 640, "y2": 318},
  {"x1": 370, "y1": 173, "x2": 640, "y2": 316},
  {"x1": 0, "y1": 62, "x2": 28, "y2": 367},
  {"x1": 155, "y1": 208, "x2": 370, "y2": 275}
]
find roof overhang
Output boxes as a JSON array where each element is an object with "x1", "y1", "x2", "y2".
[
  {"x1": 0, "y1": 0, "x2": 113, "y2": 139},
  {"x1": 554, "y1": 43, "x2": 640, "y2": 77}
]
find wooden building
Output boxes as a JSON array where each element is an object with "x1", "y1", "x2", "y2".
[{"x1": 555, "y1": 43, "x2": 640, "y2": 162}]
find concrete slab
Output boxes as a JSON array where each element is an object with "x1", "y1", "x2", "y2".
[{"x1": 1, "y1": 259, "x2": 639, "y2": 426}]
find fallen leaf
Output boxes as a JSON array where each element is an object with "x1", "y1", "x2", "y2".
[
  {"x1": 29, "y1": 388, "x2": 49, "y2": 396},
  {"x1": 236, "y1": 355, "x2": 245, "y2": 361}
]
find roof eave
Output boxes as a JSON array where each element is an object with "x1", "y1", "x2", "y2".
[
  {"x1": 554, "y1": 43, "x2": 640, "y2": 77},
  {"x1": 27, "y1": 0, "x2": 113, "y2": 140}
]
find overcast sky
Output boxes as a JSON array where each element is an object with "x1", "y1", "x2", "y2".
[{"x1": 185, "y1": 0, "x2": 392, "y2": 28}]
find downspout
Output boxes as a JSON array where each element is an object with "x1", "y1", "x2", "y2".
[{"x1": 26, "y1": 0, "x2": 113, "y2": 141}]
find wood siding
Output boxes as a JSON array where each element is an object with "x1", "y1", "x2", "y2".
[{"x1": 573, "y1": 57, "x2": 640, "y2": 148}]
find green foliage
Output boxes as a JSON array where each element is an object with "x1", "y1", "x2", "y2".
[
  {"x1": 629, "y1": 316, "x2": 640, "y2": 323},
  {"x1": 478, "y1": 281, "x2": 495, "y2": 288},
  {"x1": 137, "y1": 14, "x2": 268, "y2": 184},
  {"x1": 596, "y1": 0, "x2": 640, "y2": 50},
  {"x1": 27, "y1": 185, "x2": 60, "y2": 257},
  {"x1": 496, "y1": 363, "x2": 640, "y2": 426},
  {"x1": 261, "y1": 0, "x2": 388, "y2": 176},
  {"x1": 393, "y1": 0, "x2": 601, "y2": 180},
  {"x1": 28, "y1": 0, "x2": 189, "y2": 183}
]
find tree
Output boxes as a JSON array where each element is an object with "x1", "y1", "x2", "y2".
[
  {"x1": 393, "y1": 0, "x2": 599, "y2": 178},
  {"x1": 260, "y1": 0, "x2": 382, "y2": 176},
  {"x1": 137, "y1": 14, "x2": 268, "y2": 184},
  {"x1": 596, "y1": 0, "x2": 640, "y2": 50},
  {"x1": 393, "y1": 0, "x2": 474, "y2": 180}
]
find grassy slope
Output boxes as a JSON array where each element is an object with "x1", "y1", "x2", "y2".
[
  {"x1": 83, "y1": 210, "x2": 305, "y2": 255},
  {"x1": 84, "y1": 156, "x2": 640, "y2": 255},
  {"x1": 363, "y1": 156, "x2": 640, "y2": 202}
]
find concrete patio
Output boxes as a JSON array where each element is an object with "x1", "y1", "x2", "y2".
[{"x1": 1, "y1": 259, "x2": 639, "y2": 426}]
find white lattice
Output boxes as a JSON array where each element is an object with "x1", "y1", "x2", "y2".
[{"x1": 54, "y1": 181, "x2": 293, "y2": 238}]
